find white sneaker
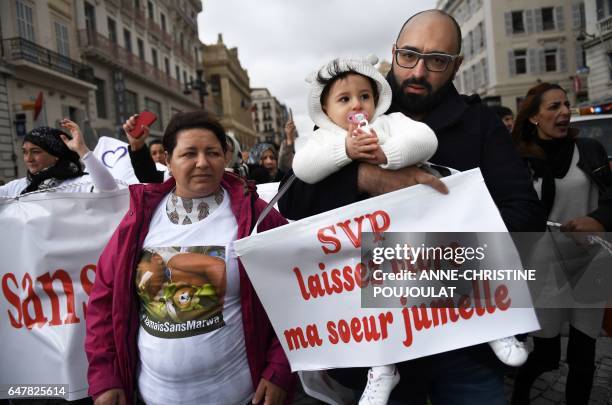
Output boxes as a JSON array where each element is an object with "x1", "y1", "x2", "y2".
[
  {"x1": 489, "y1": 336, "x2": 529, "y2": 367},
  {"x1": 358, "y1": 367, "x2": 400, "y2": 405}
]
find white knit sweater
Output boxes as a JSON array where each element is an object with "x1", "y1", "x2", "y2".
[{"x1": 293, "y1": 112, "x2": 438, "y2": 184}]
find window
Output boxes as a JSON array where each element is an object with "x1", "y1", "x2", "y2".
[
  {"x1": 541, "y1": 7, "x2": 555, "y2": 31},
  {"x1": 123, "y1": 29, "x2": 132, "y2": 53},
  {"x1": 545, "y1": 48, "x2": 557, "y2": 72},
  {"x1": 472, "y1": 65, "x2": 479, "y2": 89},
  {"x1": 180, "y1": 32, "x2": 184, "y2": 50},
  {"x1": 514, "y1": 49, "x2": 527, "y2": 74},
  {"x1": 175, "y1": 65, "x2": 180, "y2": 81},
  {"x1": 134, "y1": 0, "x2": 140, "y2": 8},
  {"x1": 55, "y1": 22, "x2": 70, "y2": 57},
  {"x1": 144, "y1": 97, "x2": 162, "y2": 131},
  {"x1": 151, "y1": 48, "x2": 158, "y2": 68},
  {"x1": 94, "y1": 78, "x2": 107, "y2": 119},
  {"x1": 210, "y1": 74, "x2": 220, "y2": 93},
  {"x1": 516, "y1": 97, "x2": 524, "y2": 111},
  {"x1": 597, "y1": 0, "x2": 605, "y2": 20},
  {"x1": 468, "y1": 31, "x2": 474, "y2": 56},
  {"x1": 512, "y1": 11, "x2": 525, "y2": 34},
  {"x1": 137, "y1": 38, "x2": 144, "y2": 59},
  {"x1": 147, "y1": 1, "x2": 154, "y2": 19},
  {"x1": 183, "y1": 70, "x2": 187, "y2": 85},
  {"x1": 462, "y1": 70, "x2": 469, "y2": 92},
  {"x1": 481, "y1": 58, "x2": 488, "y2": 85},
  {"x1": 84, "y1": 1, "x2": 96, "y2": 34},
  {"x1": 164, "y1": 57, "x2": 170, "y2": 76},
  {"x1": 16, "y1": 0, "x2": 35, "y2": 41},
  {"x1": 478, "y1": 22, "x2": 485, "y2": 49},
  {"x1": 160, "y1": 13, "x2": 166, "y2": 32},
  {"x1": 107, "y1": 18, "x2": 117, "y2": 43},
  {"x1": 125, "y1": 90, "x2": 138, "y2": 118}
]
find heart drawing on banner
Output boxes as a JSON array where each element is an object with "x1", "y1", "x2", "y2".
[{"x1": 102, "y1": 147, "x2": 128, "y2": 168}]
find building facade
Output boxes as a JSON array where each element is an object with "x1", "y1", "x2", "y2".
[
  {"x1": 1, "y1": 0, "x2": 98, "y2": 181},
  {"x1": 201, "y1": 34, "x2": 256, "y2": 149},
  {"x1": 251, "y1": 87, "x2": 286, "y2": 145},
  {"x1": 437, "y1": 0, "x2": 587, "y2": 112},
  {"x1": 581, "y1": 0, "x2": 612, "y2": 103},
  {"x1": 76, "y1": 0, "x2": 202, "y2": 141},
  {"x1": 0, "y1": 0, "x2": 202, "y2": 182}
]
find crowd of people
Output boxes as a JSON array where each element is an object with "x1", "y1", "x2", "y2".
[{"x1": 2, "y1": 8, "x2": 611, "y2": 405}]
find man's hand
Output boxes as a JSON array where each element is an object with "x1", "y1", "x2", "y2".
[
  {"x1": 561, "y1": 216, "x2": 605, "y2": 233},
  {"x1": 252, "y1": 378, "x2": 286, "y2": 405},
  {"x1": 123, "y1": 114, "x2": 150, "y2": 152},
  {"x1": 560, "y1": 216, "x2": 606, "y2": 246},
  {"x1": 346, "y1": 125, "x2": 379, "y2": 161},
  {"x1": 94, "y1": 389, "x2": 126, "y2": 405},
  {"x1": 358, "y1": 164, "x2": 449, "y2": 196}
]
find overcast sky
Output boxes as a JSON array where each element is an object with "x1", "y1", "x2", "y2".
[{"x1": 197, "y1": 0, "x2": 437, "y2": 138}]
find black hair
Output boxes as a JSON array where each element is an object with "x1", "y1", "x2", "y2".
[
  {"x1": 162, "y1": 111, "x2": 228, "y2": 157},
  {"x1": 318, "y1": 59, "x2": 380, "y2": 108},
  {"x1": 396, "y1": 9, "x2": 462, "y2": 54},
  {"x1": 149, "y1": 139, "x2": 163, "y2": 147},
  {"x1": 491, "y1": 106, "x2": 514, "y2": 119}
]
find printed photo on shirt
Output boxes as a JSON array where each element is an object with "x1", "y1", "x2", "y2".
[{"x1": 135, "y1": 245, "x2": 227, "y2": 338}]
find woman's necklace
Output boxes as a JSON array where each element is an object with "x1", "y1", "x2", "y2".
[{"x1": 166, "y1": 188, "x2": 224, "y2": 225}]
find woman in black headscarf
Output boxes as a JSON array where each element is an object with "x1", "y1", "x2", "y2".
[
  {"x1": 247, "y1": 142, "x2": 285, "y2": 184},
  {"x1": 0, "y1": 119, "x2": 117, "y2": 197}
]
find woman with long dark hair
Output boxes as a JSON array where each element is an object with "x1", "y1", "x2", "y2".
[{"x1": 510, "y1": 83, "x2": 612, "y2": 404}]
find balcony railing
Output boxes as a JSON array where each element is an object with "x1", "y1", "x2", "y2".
[
  {"x1": 176, "y1": 6, "x2": 197, "y2": 32},
  {"x1": 172, "y1": 41, "x2": 194, "y2": 66},
  {"x1": 120, "y1": 0, "x2": 134, "y2": 19},
  {"x1": 135, "y1": 9, "x2": 146, "y2": 30},
  {"x1": 599, "y1": 15, "x2": 612, "y2": 34},
  {"x1": 161, "y1": 31, "x2": 173, "y2": 48},
  {"x1": 147, "y1": 19, "x2": 162, "y2": 39},
  {"x1": 78, "y1": 29, "x2": 198, "y2": 103},
  {"x1": 2, "y1": 37, "x2": 94, "y2": 83}
]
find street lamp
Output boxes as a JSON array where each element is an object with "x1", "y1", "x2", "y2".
[
  {"x1": 576, "y1": 30, "x2": 596, "y2": 42},
  {"x1": 183, "y1": 68, "x2": 208, "y2": 109}
]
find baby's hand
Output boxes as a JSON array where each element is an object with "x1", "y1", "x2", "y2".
[
  {"x1": 346, "y1": 126, "x2": 379, "y2": 161},
  {"x1": 362, "y1": 145, "x2": 387, "y2": 165}
]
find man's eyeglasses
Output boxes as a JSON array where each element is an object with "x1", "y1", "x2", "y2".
[{"x1": 394, "y1": 48, "x2": 460, "y2": 72}]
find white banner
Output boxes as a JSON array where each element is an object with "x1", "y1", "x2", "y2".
[
  {"x1": 93, "y1": 136, "x2": 139, "y2": 184},
  {"x1": 234, "y1": 169, "x2": 539, "y2": 371},
  {"x1": 255, "y1": 181, "x2": 280, "y2": 205},
  {"x1": 93, "y1": 136, "x2": 168, "y2": 185},
  {"x1": 0, "y1": 190, "x2": 129, "y2": 400}
]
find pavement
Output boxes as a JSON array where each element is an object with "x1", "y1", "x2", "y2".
[
  {"x1": 293, "y1": 335, "x2": 612, "y2": 404},
  {"x1": 504, "y1": 335, "x2": 612, "y2": 405}
]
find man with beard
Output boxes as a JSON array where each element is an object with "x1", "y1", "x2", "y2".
[{"x1": 278, "y1": 9, "x2": 545, "y2": 404}]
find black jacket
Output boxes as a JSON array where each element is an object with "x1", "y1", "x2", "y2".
[
  {"x1": 129, "y1": 144, "x2": 164, "y2": 183},
  {"x1": 575, "y1": 138, "x2": 612, "y2": 229},
  {"x1": 279, "y1": 86, "x2": 546, "y2": 233},
  {"x1": 277, "y1": 86, "x2": 547, "y2": 393}
]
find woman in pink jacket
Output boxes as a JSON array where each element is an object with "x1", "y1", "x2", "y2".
[{"x1": 85, "y1": 111, "x2": 294, "y2": 405}]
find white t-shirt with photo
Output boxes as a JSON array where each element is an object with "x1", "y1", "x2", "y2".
[{"x1": 136, "y1": 188, "x2": 253, "y2": 405}]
